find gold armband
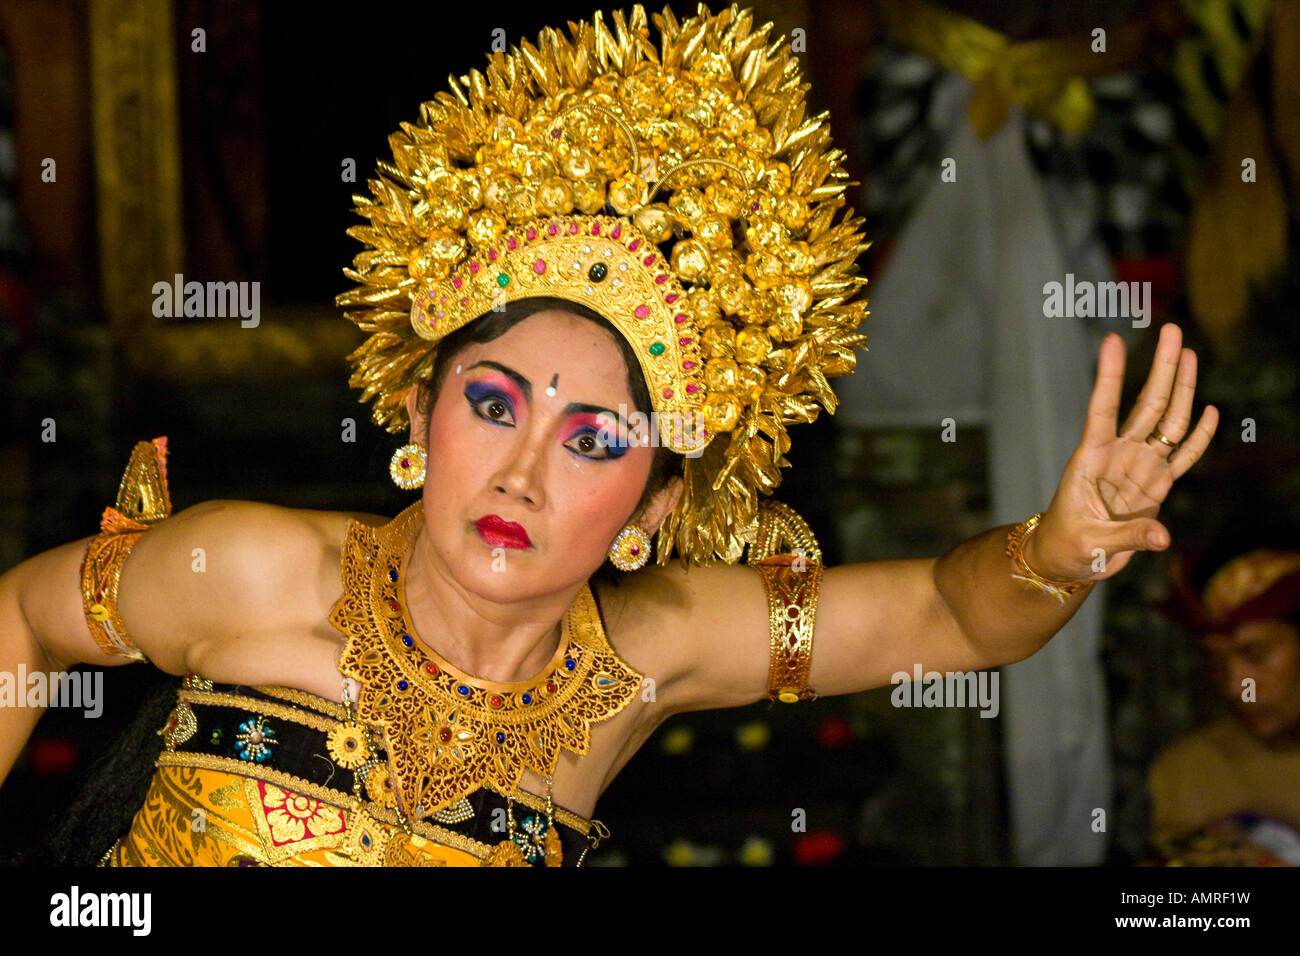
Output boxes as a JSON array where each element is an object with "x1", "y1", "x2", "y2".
[
  {"x1": 79, "y1": 437, "x2": 173, "y2": 661},
  {"x1": 755, "y1": 555, "x2": 823, "y2": 703},
  {"x1": 744, "y1": 500, "x2": 823, "y2": 704}
]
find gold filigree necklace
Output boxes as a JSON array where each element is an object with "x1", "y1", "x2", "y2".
[{"x1": 329, "y1": 501, "x2": 643, "y2": 831}]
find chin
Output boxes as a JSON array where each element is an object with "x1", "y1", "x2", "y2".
[
  {"x1": 449, "y1": 547, "x2": 580, "y2": 601},
  {"x1": 455, "y1": 545, "x2": 536, "y2": 589}
]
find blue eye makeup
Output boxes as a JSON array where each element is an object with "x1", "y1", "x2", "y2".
[
  {"x1": 566, "y1": 416, "x2": 631, "y2": 463},
  {"x1": 464, "y1": 379, "x2": 516, "y2": 426},
  {"x1": 564, "y1": 418, "x2": 630, "y2": 460}
]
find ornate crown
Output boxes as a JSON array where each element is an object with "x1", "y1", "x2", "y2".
[{"x1": 337, "y1": 2, "x2": 870, "y2": 565}]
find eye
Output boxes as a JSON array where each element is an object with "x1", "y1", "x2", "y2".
[
  {"x1": 565, "y1": 427, "x2": 628, "y2": 461},
  {"x1": 466, "y1": 390, "x2": 515, "y2": 426}
]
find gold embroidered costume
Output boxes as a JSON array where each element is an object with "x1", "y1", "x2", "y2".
[
  {"x1": 103, "y1": 506, "x2": 629, "y2": 867},
  {"x1": 94, "y1": 465, "x2": 824, "y2": 865}
]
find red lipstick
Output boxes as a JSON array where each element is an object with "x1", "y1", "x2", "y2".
[{"x1": 474, "y1": 515, "x2": 532, "y2": 549}]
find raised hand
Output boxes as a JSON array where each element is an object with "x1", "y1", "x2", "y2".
[{"x1": 1027, "y1": 323, "x2": 1220, "y2": 582}]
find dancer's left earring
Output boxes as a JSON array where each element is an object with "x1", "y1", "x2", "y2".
[
  {"x1": 609, "y1": 525, "x2": 651, "y2": 571},
  {"x1": 390, "y1": 443, "x2": 427, "y2": 489}
]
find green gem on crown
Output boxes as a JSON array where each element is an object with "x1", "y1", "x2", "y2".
[
  {"x1": 648, "y1": 341, "x2": 665, "y2": 356},
  {"x1": 497, "y1": 273, "x2": 510, "y2": 287}
]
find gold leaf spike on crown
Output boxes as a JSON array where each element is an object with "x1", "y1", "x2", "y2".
[{"x1": 336, "y1": 3, "x2": 870, "y2": 566}]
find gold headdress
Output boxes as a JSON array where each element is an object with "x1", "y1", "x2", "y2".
[{"x1": 337, "y1": 2, "x2": 870, "y2": 565}]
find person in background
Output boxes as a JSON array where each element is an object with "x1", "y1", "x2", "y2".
[{"x1": 1147, "y1": 537, "x2": 1300, "y2": 865}]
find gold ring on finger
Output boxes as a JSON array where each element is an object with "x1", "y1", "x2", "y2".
[{"x1": 1147, "y1": 428, "x2": 1178, "y2": 452}]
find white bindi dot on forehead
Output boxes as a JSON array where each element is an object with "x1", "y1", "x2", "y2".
[
  {"x1": 545, "y1": 373, "x2": 558, "y2": 397},
  {"x1": 455, "y1": 364, "x2": 462, "y2": 374}
]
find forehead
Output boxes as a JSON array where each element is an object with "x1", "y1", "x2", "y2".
[
  {"x1": 459, "y1": 309, "x2": 633, "y2": 396},
  {"x1": 1205, "y1": 619, "x2": 1300, "y2": 651}
]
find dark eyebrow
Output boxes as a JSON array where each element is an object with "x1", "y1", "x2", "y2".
[{"x1": 465, "y1": 361, "x2": 628, "y2": 429}]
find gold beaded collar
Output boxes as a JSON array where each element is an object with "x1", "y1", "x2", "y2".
[{"x1": 329, "y1": 501, "x2": 643, "y2": 823}]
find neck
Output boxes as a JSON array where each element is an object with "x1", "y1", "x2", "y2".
[{"x1": 402, "y1": 522, "x2": 578, "y2": 684}]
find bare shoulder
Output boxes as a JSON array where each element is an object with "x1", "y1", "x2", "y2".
[
  {"x1": 117, "y1": 500, "x2": 390, "y2": 674},
  {"x1": 590, "y1": 561, "x2": 770, "y2": 715}
]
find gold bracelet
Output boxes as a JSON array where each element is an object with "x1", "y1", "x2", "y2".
[
  {"x1": 1004, "y1": 513, "x2": 1093, "y2": 604},
  {"x1": 755, "y1": 554, "x2": 822, "y2": 703}
]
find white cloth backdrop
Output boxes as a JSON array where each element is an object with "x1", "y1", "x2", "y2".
[{"x1": 835, "y1": 72, "x2": 1125, "y2": 864}]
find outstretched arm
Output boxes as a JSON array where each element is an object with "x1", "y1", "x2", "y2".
[
  {"x1": 643, "y1": 323, "x2": 1219, "y2": 714},
  {"x1": 935, "y1": 323, "x2": 1218, "y2": 667}
]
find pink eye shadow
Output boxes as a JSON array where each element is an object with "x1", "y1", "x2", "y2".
[
  {"x1": 464, "y1": 371, "x2": 525, "y2": 410},
  {"x1": 566, "y1": 412, "x2": 630, "y2": 457}
]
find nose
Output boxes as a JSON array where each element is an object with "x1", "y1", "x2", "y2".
[{"x1": 491, "y1": 426, "x2": 547, "y2": 509}]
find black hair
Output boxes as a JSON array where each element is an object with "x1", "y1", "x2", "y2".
[
  {"x1": 1185, "y1": 518, "x2": 1300, "y2": 637},
  {"x1": 412, "y1": 296, "x2": 681, "y2": 586}
]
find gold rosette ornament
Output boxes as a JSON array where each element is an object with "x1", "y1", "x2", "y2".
[
  {"x1": 326, "y1": 721, "x2": 372, "y2": 769},
  {"x1": 337, "y1": 3, "x2": 870, "y2": 565}
]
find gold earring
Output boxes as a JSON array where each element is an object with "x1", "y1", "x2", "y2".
[
  {"x1": 609, "y1": 525, "x2": 651, "y2": 571},
  {"x1": 390, "y1": 443, "x2": 427, "y2": 489}
]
